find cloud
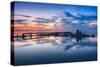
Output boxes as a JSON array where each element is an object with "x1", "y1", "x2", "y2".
[
  {"x1": 33, "y1": 18, "x2": 50, "y2": 23},
  {"x1": 32, "y1": 16, "x2": 59, "y2": 23},
  {"x1": 88, "y1": 20, "x2": 97, "y2": 27},
  {"x1": 72, "y1": 20, "x2": 80, "y2": 24},
  {"x1": 12, "y1": 19, "x2": 27, "y2": 23},
  {"x1": 16, "y1": 14, "x2": 32, "y2": 18},
  {"x1": 64, "y1": 12, "x2": 75, "y2": 18},
  {"x1": 12, "y1": 12, "x2": 97, "y2": 33},
  {"x1": 11, "y1": 14, "x2": 34, "y2": 24},
  {"x1": 64, "y1": 11, "x2": 97, "y2": 21},
  {"x1": 75, "y1": 15, "x2": 97, "y2": 21},
  {"x1": 62, "y1": 11, "x2": 97, "y2": 27}
]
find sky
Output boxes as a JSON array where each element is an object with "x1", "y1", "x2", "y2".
[{"x1": 11, "y1": 1, "x2": 97, "y2": 34}]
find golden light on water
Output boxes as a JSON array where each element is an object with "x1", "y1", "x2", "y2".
[{"x1": 48, "y1": 36, "x2": 55, "y2": 40}]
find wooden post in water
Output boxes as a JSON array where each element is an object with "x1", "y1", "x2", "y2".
[{"x1": 29, "y1": 33, "x2": 33, "y2": 39}]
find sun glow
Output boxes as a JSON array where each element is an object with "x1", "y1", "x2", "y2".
[
  {"x1": 25, "y1": 22, "x2": 37, "y2": 27},
  {"x1": 46, "y1": 23, "x2": 55, "y2": 29}
]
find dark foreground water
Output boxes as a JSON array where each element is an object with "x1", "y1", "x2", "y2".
[{"x1": 12, "y1": 36, "x2": 97, "y2": 65}]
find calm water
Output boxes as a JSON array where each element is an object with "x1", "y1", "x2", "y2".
[{"x1": 12, "y1": 36, "x2": 97, "y2": 65}]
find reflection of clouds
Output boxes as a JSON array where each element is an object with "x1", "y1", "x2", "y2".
[
  {"x1": 13, "y1": 37, "x2": 76, "y2": 48},
  {"x1": 66, "y1": 37, "x2": 97, "y2": 50},
  {"x1": 13, "y1": 36, "x2": 97, "y2": 58},
  {"x1": 11, "y1": 41, "x2": 32, "y2": 47},
  {"x1": 86, "y1": 37, "x2": 97, "y2": 42}
]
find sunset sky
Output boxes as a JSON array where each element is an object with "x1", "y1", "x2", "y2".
[{"x1": 11, "y1": 1, "x2": 97, "y2": 35}]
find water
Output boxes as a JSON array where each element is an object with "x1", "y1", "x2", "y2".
[{"x1": 12, "y1": 36, "x2": 97, "y2": 65}]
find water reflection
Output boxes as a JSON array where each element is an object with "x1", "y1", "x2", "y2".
[
  {"x1": 12, "y1": 35, "x2": 97, "y2": 65},
  {"x1": 12, "y1": 36, "x2": 97, "y2": 48}
]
